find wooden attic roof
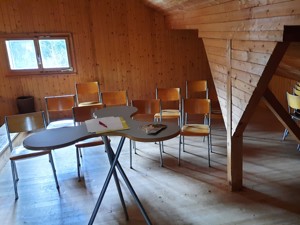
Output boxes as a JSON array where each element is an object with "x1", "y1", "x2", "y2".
[{"x1": 141, "y1": 0, "x2": 300, "y2": 190}]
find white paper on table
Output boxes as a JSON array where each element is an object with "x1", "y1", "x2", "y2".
[{"x1": 85, "y1": 116, "x2": 127, "y2": 133}]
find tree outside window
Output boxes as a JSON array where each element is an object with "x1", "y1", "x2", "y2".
[{"x1": 3, "y1": 33, "x2": 76, "y2": 75}]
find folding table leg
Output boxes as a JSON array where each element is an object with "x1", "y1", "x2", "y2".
[
  {"x1": 105, "y1": 139, "x2": 129, "y2": 220},
  {"x1": 88, "y1": 136, "x2": 152, "y2": 225}
]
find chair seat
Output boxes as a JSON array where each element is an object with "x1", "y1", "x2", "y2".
[
  {"x1": 181, "y1": 124, "x2": 210, "y2": 136},
  {"x1": 78, "y1": 101, "x2": 99, "y2": 107},
  {"x1": 154, "y1": 109, "x2": 180, "y2": 119},
  {"x1": 47, "y1": 119, "x2": 74, "y2": 129},
  {"x1": 10, "y1": 146, "x2": 51, "y2": 161},
  {"x1": 75, "y1": 137, "x2": 105, "y2": 148}
]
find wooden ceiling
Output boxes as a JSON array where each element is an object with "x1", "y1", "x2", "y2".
[
  {"x1": 142, "y1": 0, "x2": 300, "y2": 81},
  {"x1": 142, "y1": 0, "x2": 227, "y2": 14}
]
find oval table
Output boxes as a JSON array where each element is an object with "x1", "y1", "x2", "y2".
[{"x1": 23, "y1": 106, "x2": 180, "y2": 225}]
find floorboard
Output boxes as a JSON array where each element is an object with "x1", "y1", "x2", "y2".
[{"x1": 0, "y1": 106, "x2": 300, "y2": 225}]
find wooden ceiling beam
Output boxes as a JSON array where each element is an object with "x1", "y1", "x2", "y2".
[
  {"x1": 233, "y1": 42, "x2": 289, "y2": 137},
  {"x1": 263, "y1": 88, "x2": 300, "y2": 143}
]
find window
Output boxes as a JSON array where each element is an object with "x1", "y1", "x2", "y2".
[{"x1": 3, "y1": 33, "x2": 76, "y2": 75}]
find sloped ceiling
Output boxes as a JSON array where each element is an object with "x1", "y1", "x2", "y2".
[
  {"x1": 142, "y1": 0, "x2": 224, "y2": 14},
  {"x1": 141, "y1": 0, "x2": 300, "y2": 135}
]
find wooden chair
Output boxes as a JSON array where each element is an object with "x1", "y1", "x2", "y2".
[
  {"x1": 282, "y1": 92, "x2": 300, "y2": 150},
  {"x1": 154, "y1": 87, "x2": 181, "y2": 126},
  {"x1": 178, "y1": 98, "x2": 212, "y2": 167},
  {"x1": 5, "y1": 111, "x2": 60, "y2": 200},
  {"x1": 186, "y1": 80, "x2": 209, "y2": 130},
  {"x1": 295, "y1": 82, "x2": 300, "y2": 91},
  {"x1": 186, "y1": 80, "x2": 208, "y2": 99},
  {"x1": 44, "y1": 94, "x2": 76, "y2": 129},
  {"x1": 75, "y1": 81, "x2": 101, "y2": 106},
  {"x1": 72, "y1": 103, "x2": 106, "y2": 181},
  {"x1": 293, "y1": 87, "x2": 300, "y2": 96},
  {"x1": 100, "y1": 90, "x2": 129, "y2": 107},
  {"x1": 130, "y1": 99, "x2": 163, "y2": 167}
]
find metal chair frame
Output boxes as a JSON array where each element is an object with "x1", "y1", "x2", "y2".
[
  {"x1": 72, "y1": 103, "x2": 106, "y2": 181},
  {"x1": 179, "y1": 98, "x2": 212, "y2": 167},
  {"x1": 5, "y1": 111, "x2": 60, "y2": 200},
  {"x1": 130, "y1": 99, "x2": 163, "y2": 167}
]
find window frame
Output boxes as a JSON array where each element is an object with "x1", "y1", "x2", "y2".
[{"x1": 2, "y1": 33, "x2": 77, "y2": 76}]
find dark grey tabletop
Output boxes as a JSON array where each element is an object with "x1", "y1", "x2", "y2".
[{"x1": 23, "y1": 106, "x2": 180, "y2": 150}]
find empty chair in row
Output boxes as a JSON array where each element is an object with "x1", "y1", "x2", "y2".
[
  {"x1": 155, "y1": 87, "x2": 181, "y2": 126},
  {"x1": 293, "y1": 87, "x2": 300, "y2": 96},
  {"x1": 295, "y1": 82, "x2": 300, "y2": 91},
  {"x1": 130, "y1": 99, "x2": 163, "y2": 167},
  {"x1": 282, "y1": 92, "x2": 300, "y2": 151},
  {"x1": 72, "y1": 103, "x2": 106, "y2": 181},
  {"x1": 44, "y1": 94, "x2": 76, "y2": 129},
  {"x1": 75, "y1": 81, "x2": 101, "y2": 106},
  {"x1": 186, "y1": 80, "x2": 208, "y2": 99},
  {"x1": 179, "y1": 98, "x2": 212, "y2": 167},
  {"x1": 5, "y1": 111, "x2": 60, "y2": 200},
  {"x1": 100, "y1": 90, "x2": 128, "y2": 107}
]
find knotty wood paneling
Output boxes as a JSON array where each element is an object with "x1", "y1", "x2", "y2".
[
  {"x1": 142, "y1": 0, "x2": 300, "y2": 190},
  {"x1": 0, "y1": 0, "x2": 211, "y2": 124},
  {"x1": 151, "y1": 0, "x2": 300, "y2": 134}
]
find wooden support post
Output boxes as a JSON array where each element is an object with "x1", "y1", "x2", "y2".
[
  {"x1": 226, "y1": 39, "x2": 242, "y2": 191},
  {"x1": 227, "y1": 134, "x2": 243, "y2": 191}
]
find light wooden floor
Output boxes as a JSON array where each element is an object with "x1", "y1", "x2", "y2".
[{"x1": 1, "y1": 106, "x2": 300, "y2": 225}]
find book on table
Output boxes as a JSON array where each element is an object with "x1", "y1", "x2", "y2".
[
  {"x1": 141, "y1": 123, "x2": 167, "y2": 135},
  {"x1": 85, "y1": 116, "x2": 129, "y2": 133}
]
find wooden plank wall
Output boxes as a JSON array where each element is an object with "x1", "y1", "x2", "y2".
[
  {"x1": 163, "y1": 0, "x2": 300, "y2": 134},
  {"x1": 0, "y1": 0, "x2": 212, "y2": 124}
]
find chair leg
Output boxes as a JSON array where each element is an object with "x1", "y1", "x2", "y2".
[
  {"x1": 203, "y1": 116, "x2": 208, "y2": 142},
  {"x1": 10, "y1": 161, "x2": 19, "y2": 200},
  {"x1": 282, "y1": 128, "x2": 289, "y2": 141},
  {"x1": 76, "y1": 147, "x2": 82, "y2": 181},
  {"x1": 129, "y1": 140, "x2": 133, "y2": 169},
  {"x1": 159, "y1": 142, "x2": 164, "y2": 167},
  {"x1": 160, "y1": 141, "x2": 164, "y2": 153},
  {"x1": 182, "y1": 136, "x2": 185, "y2": 152},
  {"x1": 208, "y1": 135, "x2": 211, "y2": 167},
  {"x1": 297, "y1": 144, "x2": 300, "y2": 151},
  {"x1": 178, "y1": 135, "x2": 182, "y2": 166},
  {"x1": 133, "y1": 141, "x2": 137, "y2": 154},
  {"x1": 48, "y1": 152, "x2": 60, "y2": 191}
]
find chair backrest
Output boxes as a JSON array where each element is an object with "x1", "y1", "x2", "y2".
[
  {"x1": 182, "y1": 98, "x2": 211, "y2": 125},
  {"x1": 131, "y1": 99, "x2": 161, "y2": 121},
  {"x1": 287, "y1": 92, "x2": 300, "y2": 112},
  {"x1": 45, "y1": 94, "x2": 76, "y2": 123},
  {"x1": 186, "y1": 80, "x2": 208, "y2": 99},
  {"x1": 156, "y1": 87, "x2": 181, "y2": 110},
  {"x1": 100, "y1": 91, "x2": 128, "y2": 107},
  {"x1": 72, "y1": 103, "x2": 105, "y2": 124},
  {"x1": 5, "y1": 111, "x2": 47, "y2": 151},
  {"x1": 75, "y1": 81, "x2": 100, "y2": 105}
]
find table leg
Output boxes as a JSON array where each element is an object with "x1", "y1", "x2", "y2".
[
  {"x1": 115, "y1": 158, "x2": 153, "y2": 225},
  {"x1": 105, "y1": 138, "x2": 129, "y2": 220},
  {"x1": 88, "y1": 136, "x2": 152, "y2": 225}
]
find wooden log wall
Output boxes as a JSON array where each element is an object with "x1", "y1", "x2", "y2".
[
  {"x1": 0, "y1": 0, "x2": 212, "y2": 124},
  {"x1": 163, "y1": 0, "x2": 300, "y2": 134}
]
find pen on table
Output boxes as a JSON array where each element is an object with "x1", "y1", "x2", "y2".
[{"x1": 99, "y1": 121, "x2": 108, "y2": 128}]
